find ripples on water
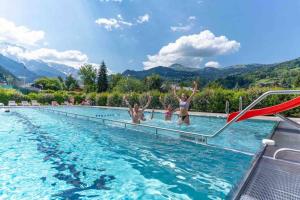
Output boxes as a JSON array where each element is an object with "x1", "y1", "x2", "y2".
[{"x1": 0, "y1": 108, "x2": 265, "y2": 199}]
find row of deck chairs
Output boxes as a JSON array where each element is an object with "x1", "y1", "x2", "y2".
[
  {"x1": 6, "y1": 100, "x2": 41, "y2": 106},
  {"x1": 2, "y1": 100, "x2": 89, "y2": 106}
]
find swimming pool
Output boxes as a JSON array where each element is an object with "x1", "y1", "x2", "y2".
[{"x1": 0, "y1": 107, "x2": 277, "y2": 199}]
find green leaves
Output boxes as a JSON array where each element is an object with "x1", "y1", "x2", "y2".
[{"x1": 79, "y1": 64, "x2": 97, "y2": 92}]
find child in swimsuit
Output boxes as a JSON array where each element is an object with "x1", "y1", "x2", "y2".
[
  {"x1": 159, "y1": 96, "x2": 175, "y2": 121},
  {"x1": 173, "y1": 81, "x2": 198, "y2": 125}
]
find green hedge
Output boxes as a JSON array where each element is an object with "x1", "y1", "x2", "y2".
[{"x1": 0, "y1": 87, "x2": 299, "y2": 117}]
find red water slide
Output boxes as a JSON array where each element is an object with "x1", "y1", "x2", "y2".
[{"x1": 227, "y1": 96, "x2": 300, "y2": 122}]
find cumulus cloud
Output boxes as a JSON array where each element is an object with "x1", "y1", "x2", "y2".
[
  {"x1": 170, "y1": 16, "x2": 196, "y2": 32},
  {"x1": 95, "y1": 15, "x2": 133, "y2": 31},
  {"x1": 205, "y1": 61, "x2": 220, "y2": 68},
  {"x1": 0, "y1": 18, "x2": 45, "y2": 46},
  {"x1": 0, "y1": 45, "x2": 89, "y2": 68},
  {"x1": 137, "y1": 14, "x2": 150, "y2": 24},
  {"x1": 143, "y1": 30, "x2": 240, "y2": 69}
]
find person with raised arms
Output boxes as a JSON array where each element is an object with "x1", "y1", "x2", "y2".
[
  {"x1": 124, "y1": 95, "x2": 152, "y2": 124},
  {"x1": 173, "y1": 81, "x2": 198, "y2": 125},
  {"x1": 159, "y1": 96, "x2": 176, "y2": 121}
]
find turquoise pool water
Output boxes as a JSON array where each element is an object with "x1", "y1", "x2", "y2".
[
  {"x1": 50, "y1": 106, "x2": 277, "y2": 153},
  {"x1": 0, "y1": 107, "x2": 276, "y2": 199}
]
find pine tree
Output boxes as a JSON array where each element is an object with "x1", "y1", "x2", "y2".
[{"x1": 97, "y1": 61, "x2": 108, "y2": 92}]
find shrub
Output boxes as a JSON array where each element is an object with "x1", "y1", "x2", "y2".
[
  {"x1": 73, "y1": 93, "x2": 86, "y2": 104},
  {"x1": 161, "y1": 93, "x2": 178, "y2": 110},
  {"x1": 0, "y1": 88, "x2": 18, "y2": 105},
  {"x1": 127, "y1": 92, "x2": 139, "y2": 105},
  {"x1": 86, "y1": 92, "x2": 97, "y2": 105},
  {"x1": 149, "y1": 90, "x2": 161, "y2": 109},
  {"x1": 53, "y1": 91, "x2": 69, "y2": 104},
  {"x1": 38, "y1": 93, "x2": 55, "y2": 104},
  {"x1": 107, "y1": 92, "x2": 123, "y2": 107},
  {"x1": 96, "y1": 93, "x2": 108, "y2": 106}
]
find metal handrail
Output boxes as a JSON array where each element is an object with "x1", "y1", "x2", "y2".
[
  {"x1": 273, "y1": 148, "x2": 300, "y2": 159},
  {"x1": 212, "y1": 90, "x2": 300, "y2": 137},
  {"x1": 37, "y1": 107, "x2": 210, "y2": 141}
]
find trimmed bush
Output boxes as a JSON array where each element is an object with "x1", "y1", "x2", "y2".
[
  {"x1": 107, "y1": 93, "x2": 123, "y2": 107},
  {"x1": 86, "y1": 92, "x2": 97, "y2": 105},
  {"x1": 96, "y1": 93, "x2": 108, "y2": 106}
]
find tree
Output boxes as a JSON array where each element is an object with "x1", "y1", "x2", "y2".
[
  {"x1": 109, "y1": 73, "x2": 123, "y2": 90},
  {"x1": 34, "y1": 77, "x2": 63, "y2": 91},
  {"x1": 65, "y1": 74, "x2": 79, "y2": 91},
  {"x1": 293, "y1": 75, "x2": 300, "y2": 87},
  {"x1": 114, "y1": 77, "x2": 145, "y2": 93},
  {"x1": 144, "y1": 74, "x2": 163, "y2": 90},
  {"x1": 78, "y1": 64, "x2": 97, "y2": 92},
  {"x1": 97, "y1": 61, "x2": 108, "y2": 92},
  {"x1": 57, "y1": 76, "x2": 66, "y2": 90}
]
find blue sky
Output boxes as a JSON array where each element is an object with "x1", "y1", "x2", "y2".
[{"x1": 0, "y1": 0, "x2": 300, "y2": 72}]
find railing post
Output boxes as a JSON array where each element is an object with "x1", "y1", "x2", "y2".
[
  {"x1": 225, "y1": 101, "x2": 230, "y2": 114},
  {"x1": 239, "y1": 96, "x2": 243, "y2": 111}
]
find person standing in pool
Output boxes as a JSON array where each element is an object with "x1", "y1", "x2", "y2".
[
  {"x1": 124, "y1": 95, "x2": 152, "y2": 123},
  {"x1": 159, "y1": 96, "x2": 176, "y2": 121},
  {"x1": 173, "y1": 81, "x2": 198, "y2": 125}
]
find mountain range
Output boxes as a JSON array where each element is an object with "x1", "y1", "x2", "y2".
[
  {"x1": 1, "y1": 49, "x2": 300, "y2": 89},
  {"x1": 122, "y1": 63, "x2": 268, "y2": 82},
  {"x1": 123, "y1": 58, "x2": 300, "y2": 88},
  {"x1": 0, "y1": 53, "x2": 79, "y2": 84}
]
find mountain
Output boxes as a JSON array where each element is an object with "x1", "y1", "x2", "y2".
[
  {"x1": 47, "y1": 62, "x2": 79, "y2": 78},
  {"x1": 213, "y1": 57, "x2": 300, "y2": 88},
  {"x1": 23, "y1": 60, "x2": 67, "y2": 78},
  {"x1": 122, "y1": 63, "x2": 267, "y2": 84},
  {"x1": 169, "y1": 63, "x2": 199, "y2": 72},
  {"x1": 0, "y1": 64, "x2": 19, "y2": 84},
  {"x1": 0, "y1": 54, "x2": 38, "y2": 82},
  {"x1": 123, "y1": 66, "x2": 200, "y2": 81}
]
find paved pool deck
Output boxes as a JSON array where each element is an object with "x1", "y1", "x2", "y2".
[{"x1": 235, "y1": 120, "x2": 300, "y2": 200}]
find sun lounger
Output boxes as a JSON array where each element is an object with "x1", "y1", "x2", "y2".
[
  {"x1": 51, "y1": 101, "x2": 59, "y2": 106},
  {"x1": 31, "y1": 100, "x2": 41, "y2": 106},
  {"x1": 0, "y1": 103, "x2": 4, "y2": 107},
  {"x1": 21, "y1": 101, "x2": 30, "y2": 106},
  {"x1": 8, "y1": 101, "x2": 17, "y2": 106}
]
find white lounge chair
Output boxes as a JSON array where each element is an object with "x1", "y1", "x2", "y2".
[
  {"x1": 31, "y1": 100, "x2": 41, "y2": 106},
  {"x1": 8, "y1": 101, "x2": 17, "y2": 106},
  {"x1": 21, "y1": 101, "x2": 30, "y2": 106},
  {"x1": 0, "y1": 103, "x2": 4, "y2": 107}
]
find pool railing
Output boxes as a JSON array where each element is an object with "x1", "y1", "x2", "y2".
[{"x1": 37, "y1": 107, "x2": 210, "y2": 144}]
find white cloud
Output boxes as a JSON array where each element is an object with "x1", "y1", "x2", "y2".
[
  {"x1": 99, "y1": 0, "x2": 122, "y2": 2},
  {"x1": 0, "y1": 45, "x2": 88, "y2": 68},
  {"x1": 170, "y1": 16, "x2": 196, "y2": 32},
  {"x1": 137, "y1": 14, "x2": 150, "y2": 24},
  {"x1": 188, "y1": 16, "x2": 196, "y2": 21},
  {"x1": 205, "y1": 61, "x2": 220, "y2": 68},
  {"x1": 0, "y1": 18, "x2": 45, "y2": 46},
  {"x1": 171, "y1": 24, "x2": 193, "y2": 32},
  {"x1": 143, "y1": 30, "x2": 240, "y2": 69},
  {"x1": 95, "y1": 15, "x2": 133, "y2": 31},
  {"x1": 95, "y1": 13, "x2": 149, "y2": 30}
]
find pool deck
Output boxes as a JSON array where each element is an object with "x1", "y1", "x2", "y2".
[{"x1": 234, "y1": 120, "x2": 300, "y2": 200}]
